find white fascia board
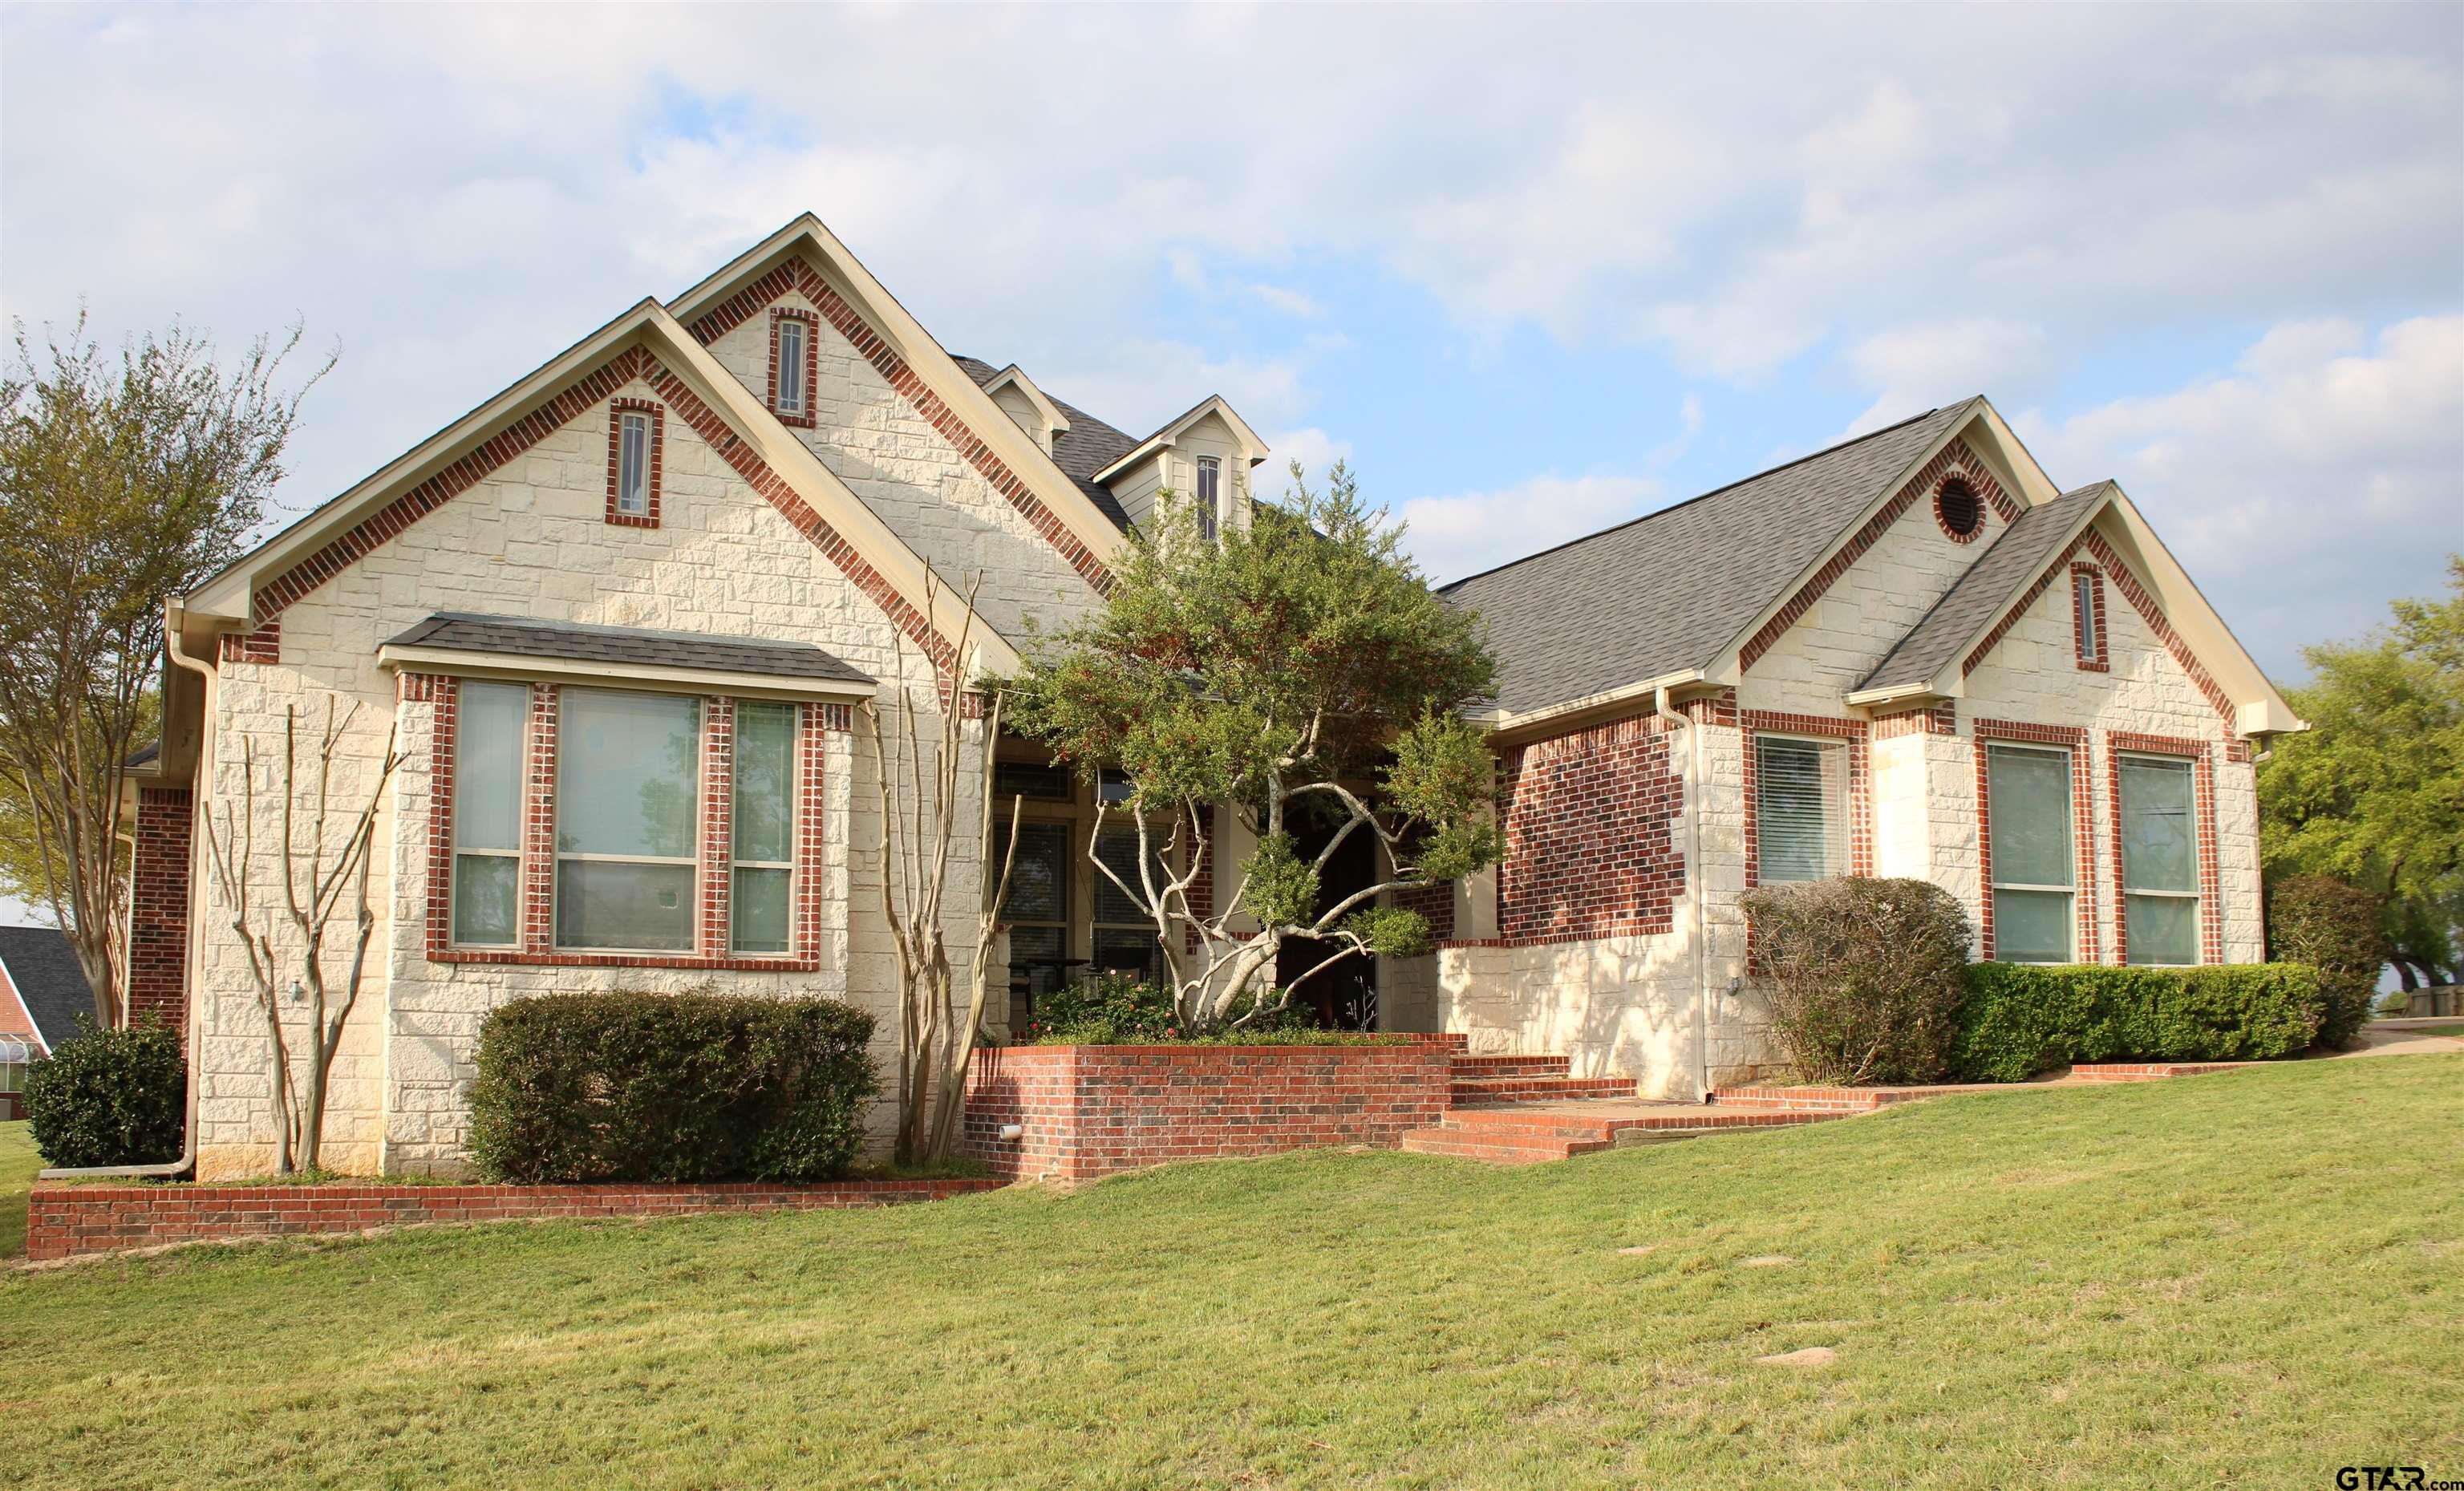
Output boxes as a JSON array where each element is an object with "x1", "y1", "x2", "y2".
[{"x1": 983, "y1": 365, "x2": 1071, "y2": 436}]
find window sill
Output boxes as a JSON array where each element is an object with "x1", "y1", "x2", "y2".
[{"x1": 428, "y1": 947, "x2": 823, "y2": 973}]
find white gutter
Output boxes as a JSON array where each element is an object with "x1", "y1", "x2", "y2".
[{"x1": 1654, "y1": 686, "x2": 1713, "y2": 1104}]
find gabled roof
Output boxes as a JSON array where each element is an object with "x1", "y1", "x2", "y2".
[
  {"x1": 1088, "y1": 395, "x2": 1272, "y2": 486},
  {"x1": 953, "y1": 355, "x2": 1137, "y2": 531},
  {"x1": 1442, "y1": 401, "x2": 1979, "y2": 719},
  {"x1": 1856, "y1": 482, "x2": 2113, "y2": 695},
  {"x1": 977, "y1": 364, "x2": 1071, "y2": 438},
  {"x1": 0, "y1": 926, "x2": 92, "y2": 1054},
  {"x1": 383, "y1": 614, "x2": 874, "y2": 688}
]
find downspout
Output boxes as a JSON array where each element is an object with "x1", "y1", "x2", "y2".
[
  {"x1": 1654, "y1": 687, "x2": 1713, "y2": 1103},
  {"x1": 40, "y1": 617, "x2": 215, "y2": 1180}
]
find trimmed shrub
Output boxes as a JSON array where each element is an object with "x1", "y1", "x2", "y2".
[
  {"x1": 1740, "y1": 876, "x2": 1973, "y2": 1085},
  {"x1": 1951, "y1": 962, "x2": 2325, "y2": 1081},
  {"x1": 464, "y1": 990, "x2": 877, "y2": 1184},
  {"x1": 23, "y1": 1016, "x2": 186, "y2": 1169},
  {"x1": 2266, "y1": 876, "x2": 2384, "y2": 1049}
]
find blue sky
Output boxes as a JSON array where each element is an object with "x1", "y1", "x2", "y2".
[{"x1": 2, "y1": 4, "x2": 2458, "y2": 675}]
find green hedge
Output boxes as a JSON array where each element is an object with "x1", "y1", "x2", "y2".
[
  {"x1": 23, "y1": 1016, "x2": 187, "y2": 1169},
  {"x1": 464, "y1": 991, "x2": 878, "y2": 1184},
  {"x1": 1950, "y1": 962, "x2": 2326, "y2": 1082}
]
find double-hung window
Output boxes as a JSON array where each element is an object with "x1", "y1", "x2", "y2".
[
  {"x1": 1195, "y1": 456, "x2": 1221, "y2": 542},
  {"x1": 615, "y1": 411, "x2": 652, "y2": 518},
  {"x1": 774, "y1": 318, "x2": 808, "y2": 418},
  {"x1": 1985, "y1": 743, "x2": 2075, "y2": 962},
  {"x1": 450, "y1": 681, "x2": 527, "y2": 946},
  {"x1": 730, "y1": 702, "x2": 796, "y2": 954},
  {"x1": 1754, "y1": 736, "x2": 1849, "y2": 883},
  {"x1": 554, "y1": 689, "x2": 700, "y2": 952},
  {"x1": 2118, "y1": 754, "x2": 2200, "y2": 965}
]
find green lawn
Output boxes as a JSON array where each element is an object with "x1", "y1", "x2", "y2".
[
  {"x1": 2, "y1": 1058, "x2": 2458, "y2": 1490},
  {"x1": 0, "y1": 1120, "x2": 38, "y2": 1259}
]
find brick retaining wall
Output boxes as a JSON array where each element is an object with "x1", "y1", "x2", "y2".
[
  {"x1": 960, "y1": 1043, "x2": 1455, "y2": 1182},
  {"x1": 25, "y1": 1177, "x2": 1002, "y2": 1262}
]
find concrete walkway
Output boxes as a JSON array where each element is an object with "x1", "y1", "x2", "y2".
[{"x1": 2340, "y1": 1023, "x2": 2464, "y2": 1059}]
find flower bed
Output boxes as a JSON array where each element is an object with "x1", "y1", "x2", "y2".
[
  {"x1": 24, "y1": 1176, "x2": 1002, "y2": 1262},
  {"x1": 959, "y1": 1040, "x2": 1455, "y2": 1182}
]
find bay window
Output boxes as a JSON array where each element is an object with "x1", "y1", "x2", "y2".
[
  {"x1": 2118, "y1": 754, "x2": 2199, "y2": 965},
  {"x1": 554, "y1": 689, "x2": 700, "y2": 952},
  {"x1": 1985, "y1": 742, "x2": 2075, "y2": 963},
  {"x1": 1755, "y1": 735, "x2": 1848, "y2": 883}
]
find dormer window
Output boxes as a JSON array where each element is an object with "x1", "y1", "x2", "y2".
[
  {"x1": 769, "y1": 308, "x2": 818, "y2": 428},
  {"x1": 1196, "y1": 456, "x2": 1221, "y2": 542}
]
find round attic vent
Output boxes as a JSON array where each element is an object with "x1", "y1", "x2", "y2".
[{"x1": 1935, "y1": 478, "x2": 1984, "y2": 541}]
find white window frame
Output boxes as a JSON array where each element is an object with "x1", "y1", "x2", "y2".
[
  {"x1": 728, "y1": 701, "x2": 799, "y2": 956},
  {"x1": 1753, "y1": 732, "x2": 1850, "y2": 884},
  {"x1": 775, "y1": 318, "x2": 808, "y2": 417},
  {"x1": 552, "y1": 687, "x2": 702, "y2": 955},
  {"x1": 1985, "y1": 741, "x2": 2076, "y2": 964},
  {"x1": 448, "y1": 680, "x2": 529, "y2": 950},
  {"x1": 615, "y1": 411, "x2": 652, "y2": 517},
  {"x1": 2117, "y1": 751, "x2": 2201, "y2": 966},
  {"x1": 1195, "y1": 456, "x2": 1221, "y2": 542}
]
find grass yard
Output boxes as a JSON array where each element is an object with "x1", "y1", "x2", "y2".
[
  {"x1": 0, "y1": 1120, "x2": 38, "y2": 1259},
  {"x1": 2, "y1": 1056, "x2": 2458, "y2": 1490}
]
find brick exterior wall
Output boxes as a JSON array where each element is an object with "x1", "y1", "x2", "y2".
[
  {"x1": 23, "y1": 1177, "x2": 1002, "y2": 1262},
  {"x1": 124, "y1": 786, "x2": 193, "y2": 1029},
  {"x1": 958, "y1": 1043, "x2": 1453, "y2": 1182},
  {"x1": 1493, "y1": 714, "x2": 1684, "y2": 945}
]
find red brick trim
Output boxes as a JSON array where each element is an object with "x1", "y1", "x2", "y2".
[
  {"x1": 1932, "y1": 476, "x2": 1989, "y2": 544},
  {"x1": 25, "y1": 1177, "x2": 1000, "y2": 1262},
  {"x1": 1740, "y1": 711, "x2": 1870, "y2": 891},
  {"x1": 604, "y1": 397, "x2": 663, "y2": 528},
  {"x1": 124, "y1": 786, "x2": 193, "y2": 1029},
  {"x1": 1741, "y1": 439, "x2": 2016, "y2": 670},
  {"x1": 218, "y1": 623, "x2": 281, "y2": 665},
  {"x1": 2103, "y1": 731, "x2": 2224, "y2": 966},
  {"x1": 518, "y1": 683, "x2": 561, "y2": 954},
  {"x1": 684, "y1": 258, "x2": 1114, "y2": 596},
  {"x1": 2070, "y1": 562, "x2": 2109, "y2": 671},
  {"x1": 1870, "y1": 703, "x2": 1955, "y2": 739},
  {"x1": 1972, "y1": 719, "x2": 2098, "y2": 963},
  {"x1": 698, "y1": 698, "x2": 736, "y2": 955},
  {"x1": 767, "y1": 306, "x2": 819, "y2": 430},
  {"x1": 246, "y1": 344, "x2": 952, "y2": 675},
  {"x1": 1494, "y1": 713, "x2": 1684, "y2": 945}
]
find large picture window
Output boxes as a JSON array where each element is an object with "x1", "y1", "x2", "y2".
[
  {"x1": 730, "y1": 702, "x2": 796, "y2": 954},
  {"x1": 554, "y1": 689, "x2": 700, "y2": 952},
  {"x1": 1986, "y1": 742, "x2": 2074, "y2": 963},
  {"x1": 1755, "y1": 736, "x2": 1848, "y2": 883},
  {"x1": 449, "y1": 681, "x2": 527, "y2": 946},
  {"x1": 2118, "y1": 754, "x2": 2199, "y2": 965}
]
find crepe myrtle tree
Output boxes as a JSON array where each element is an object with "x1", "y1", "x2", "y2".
[{"x1": 1000, "y1": 462, "x2": 1502, "y2": 1030}]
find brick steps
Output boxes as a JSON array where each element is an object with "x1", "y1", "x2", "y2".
[
  {"x1": 1400, "y1": 1097, "x2": 1845, "y2": 1163},
  {"x1": 1446, "y1": 1054, "x2": 1574, "y2": 1080},
  {"x1": 1448, "y1": 1076, "x2": 1636, "y2": 1104}
]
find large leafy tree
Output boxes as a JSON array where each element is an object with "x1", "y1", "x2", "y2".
[
  {"x1": 2259, "y1": 556, "x2": 2464, "y2": 987},
  {"x1": 1003, "y1": 463, "x2": 1502, "y2": 1030},
  {"x1": 0, "y1": 312, "x2": 327, "y2": 1023}
]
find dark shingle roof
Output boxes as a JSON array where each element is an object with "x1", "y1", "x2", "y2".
[
  {"x1": 385, "y1": 614, "x2": 873, "y2": 685},
  {"x1": 1857, "y1": 481, "x2": 2113, "y2": 693},
  {"x1": 952, "y1": 355, "x2": 1135, "y2": 531},
  {"x1": 1440, "y1": 400, "x2": 1980, "y2": 718},
  {"x1": 0, "y1": 925, "x2": 95, "y2": 1052}
]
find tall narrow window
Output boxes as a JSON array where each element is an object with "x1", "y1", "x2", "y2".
[
  {"x1": 616, "y1": 411, "x2": 651, "y2": 517},
  {"x1": 1195, "y1": 456, "x2": 1221, "y2": 542},
  {"x1": 555, "y1": 689, "x2": 699, "y2": 951},
  {"x1": 1092, "y1": 825, "x2": 1165, "y2": 976},
  {"x1": 1000, "y1": 820, "x2": 1072, "y2": 1025},
  {"x1": 2073, "y1": 569, "x2": 2105, "y2": 669},
  {"x1": 1755, "y1": 736, "x2": 1848, "y2": 883},
  {"x1": 775, "y1": 318, "x2": 808, "y2": 416},
  {"x1": 2119, "y1": 755, "x2": 2199, "y2": 965},
  {"x1": 450, "y1": 681, "x2": 527, "y2": 946},
  {"x1": 731, "y1": 702, "x2": 796, "y2": 954},
  {"x1": 1986, "y1": 743, "x2": 2074, "y2": 962}
]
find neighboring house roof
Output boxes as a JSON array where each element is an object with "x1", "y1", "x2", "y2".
[
  {"x1": 953, "y1": 355, "x2": 1137, "y2": 531},
  {"x1": 383, "y1": 614, "x2": 876, "y2": 685},
  {"x1": 1857, "y1": 482, "x2": 2114, "y2": 695},
  {"x1": 0, "y1": 926, "x2": 93, "y2": 1054},
  {"x1": 1441, "y1": 400, "x2": 1979, "y2": 719}
]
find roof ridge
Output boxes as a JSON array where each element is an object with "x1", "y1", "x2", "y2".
[{"x1": 1437, "y1": 399, "x2": 1974, "y2": 594}]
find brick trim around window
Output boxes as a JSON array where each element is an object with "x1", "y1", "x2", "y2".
[
  {"x1": 415, "y1": 672, "x2": 834, "y2": 971},
  {"x1": 2070, "y1": 562, "x2": 2109, "y2": 671},
  {"x1": 767, "y1": 306, "x2": 820, "y2": 429},
  {"x1": 2102, "y1": 731, "x2": 2224, "y2": 966},
  {"x1": 1870, "y1": 703, "x2": 1955, "y2": 739},
  {"x1": 1740, "y1": 711, "x2": 1871, "y2": 892},
  {"x1": 1972, "y1": 719, "x2": 2099, "y2": 964},
  {"x1": 605, "y1": 398, "x2": 663, "y2": 528}
]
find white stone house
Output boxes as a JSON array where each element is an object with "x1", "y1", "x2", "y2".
[{"x1": 121, "y1": 213, "x2": 2300, "y2": 1178}]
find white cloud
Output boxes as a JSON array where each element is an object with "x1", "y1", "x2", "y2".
[
  {"x1": 1843, "y1": 318, "x2": 2053, "y2": 435},
  {"x1": 1261, "y1": 427, "x2": 1352, "y2": 489},
  {"x1": 1400, "y1": 473, "x2": 1661, "y2": 584},
  {"x1": 2017, "y1": 315, "x2": 2464, "y2": 675}
]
